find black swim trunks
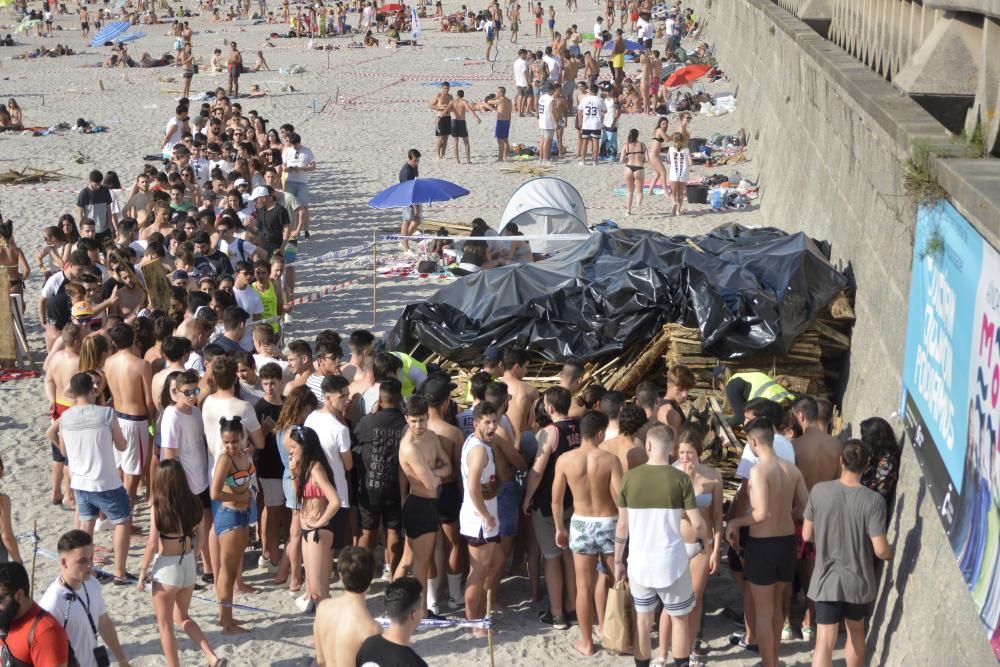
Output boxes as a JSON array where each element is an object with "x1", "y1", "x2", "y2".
[
  {"x1": 744, "y1": 534, "x2": 796, "y2": 586},
  {"x1": 402, "y1": 495, "x2": 439, "y2": 539},
  {"x1": 437, "y1": 481, "x2": 461, "y2": 524},
  {"x1": 451, "y1": 119, "x2": 468, "y2": 138},
  {"x1": 435, "y1": 115, "x2": 452, "y2": 137},
  {"x1": 358, "y1": 488, "x2": 402, "y2": 532}
]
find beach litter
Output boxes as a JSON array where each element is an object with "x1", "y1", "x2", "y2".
[{"x1": 0, "y1": 167, "x2": 64, "y2": 184}]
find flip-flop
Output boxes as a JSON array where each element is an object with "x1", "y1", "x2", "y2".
[{"x1": 113, "y1": 575, "x2": 135, "y2": 586}]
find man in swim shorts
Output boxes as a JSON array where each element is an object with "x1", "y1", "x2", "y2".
[
  {"x1": 428, "y1": 81, "x2": 454, "y2": 159},
  {"x1": 551, "y1": 411, "x2": 622, "y2": 657},
  {"x1": 485, "y1": 86, "x2": 513, "y2": 161},
  {"x1": 396, "y1": 395, "x2": 452, "y2": 619},
  {"x1": 103, "y1": 324, "x2": 155, "y2": 509},
  {"x1": 725, "y1": 418, "x2": 808, "y2": 667}
]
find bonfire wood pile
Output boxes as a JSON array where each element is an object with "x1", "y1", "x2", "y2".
[{"x1": 422, "y1": 291, "x2": 856, "y2": 408}]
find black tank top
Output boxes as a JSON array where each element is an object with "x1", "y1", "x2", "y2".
[{"x1": 532, "y1": 418, "x2": 580, "y2": 516}]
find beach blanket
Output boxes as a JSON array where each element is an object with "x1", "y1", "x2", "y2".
[
  {"x1": 0, "y1": 368, "x2": 40, "y2": 383},
  {"x1": 421, "y1": 80, "x2": 471, "y2": 87}
]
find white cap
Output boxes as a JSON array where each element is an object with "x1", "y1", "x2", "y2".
[
  {"x1": 251, "y1": 186, "x2": 270, "y2": 200},
  {"x1": 233, "y1": 178, "x2": 248, "y2": 187}
]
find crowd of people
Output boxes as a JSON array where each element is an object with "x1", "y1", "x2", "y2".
[{"x1": 0, "y1": 2, "x2": 904, "y2": 667}]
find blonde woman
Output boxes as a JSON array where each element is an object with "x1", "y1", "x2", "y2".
[
  {"x1": 666, "y1": 131, "x2": 690, "y2": 215},
  {"x1": 672, "y1": 426, "x2": 723, "y2": 665}
]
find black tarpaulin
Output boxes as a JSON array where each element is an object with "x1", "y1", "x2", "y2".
[{"x1": 387, "y1": 224, "x2": 848, "y2": 364}]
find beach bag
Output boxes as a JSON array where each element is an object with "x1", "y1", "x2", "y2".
[
  {"x1": 603, "y1": 579, "x2": 634, "y2": 654},
  {"x1": 686, "y1": 184, "x2": 709, "y2": 204}
]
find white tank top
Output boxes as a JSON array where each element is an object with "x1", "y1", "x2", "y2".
[{"x1": 459, "y1": 434, "x2": 499, "y2": 539}]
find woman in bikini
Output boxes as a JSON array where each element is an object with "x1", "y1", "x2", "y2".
[
  {"x1": 210, "y1": 416, "x2": 256, "y2": 634},
  {"x1": 36, "y1": 225, "x2": 69, "y2": 282},
  {"x1": 288, "y1": 425, "x2": 342, "y2": 613},
  {"x1": 6, "y1": 99, "x2": 22, "y2": 130},
  {"x1": 138, "y1": 458, "x2": 228, "y2": 667},
  {"x1": 647, "y1": 116, "x2": 670, "y2": 199},
  {"x1": 619, "y1": 128, "x2": 646, "y2": 215},
  {"x1": 670, "y1": 425, "x2": 723, "y2": 666},
  {"x1": 0, "y1": 220, "x2": 29, "y2": 298},
  {"x1": 272, "y1": 386, "x2": 318, "y2": 592}
]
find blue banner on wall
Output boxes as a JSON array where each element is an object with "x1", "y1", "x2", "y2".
[{"x1": 902, "y1": 200, "x2": 1000, "y2": 658}]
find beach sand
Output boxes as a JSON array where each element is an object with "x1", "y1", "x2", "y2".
[{"x1": 0, "y1": 3, "x2": 825, "y2": 665}]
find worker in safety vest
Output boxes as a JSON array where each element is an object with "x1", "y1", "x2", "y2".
[
  {"x1": 714, "y1": 366, "x2": 795, "y2": 427},
  {"x1": 389, "y1": 351, "x2": 428, "y2": 398}
]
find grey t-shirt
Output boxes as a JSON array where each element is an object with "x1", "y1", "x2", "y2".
[{"x1": 804, "y1": 480, "x2": 887, "y2": 604}]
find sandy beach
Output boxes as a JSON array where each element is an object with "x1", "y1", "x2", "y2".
[{"x1": 0, "y1": 2, "x2": 829, "y2": 665}]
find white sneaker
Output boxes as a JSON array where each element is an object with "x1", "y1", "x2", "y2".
[
  {"x1": 257, "y1": 557, "x2": 276, "y2": 572},
  {"x1": 94, "y1": 518, "x2": 110, "y2": 533}
]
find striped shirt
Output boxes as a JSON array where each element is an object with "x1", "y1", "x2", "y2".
[{"x1": 617, "y1": 464, "x2": 695, "y2": 588}]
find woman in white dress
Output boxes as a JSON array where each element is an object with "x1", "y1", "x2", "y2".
[{"x1": 666, "y1": 131, "x2": 691, "y2": 216}]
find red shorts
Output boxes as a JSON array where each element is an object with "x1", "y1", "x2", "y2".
[
  {"x1": 51, "y1": 401, "x2": 71, "y2": 420},
  {"x1": 795, "y1": 520, "x2": 815, "y2": 561}
]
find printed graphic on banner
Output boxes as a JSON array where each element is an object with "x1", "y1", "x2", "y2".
[{"x1": 902, "y1": 200, "x2": 1000, "y2": 658}]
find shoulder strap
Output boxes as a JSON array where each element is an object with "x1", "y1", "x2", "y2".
[{"x1": 27, "y1": 608, "x2": 48, "y2": 646}]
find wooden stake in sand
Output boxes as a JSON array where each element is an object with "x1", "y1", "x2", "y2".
[
  {"x1": 486, "y1": 590, "x2": 495, "y2": 667},
  {"x1": 372, "y1": 228, "x2": 377, "y2": 326},
  {"x1": 29, "y1": 519, "x2": 37, "y2": 596}
]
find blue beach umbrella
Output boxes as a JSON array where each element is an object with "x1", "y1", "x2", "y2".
[
  {"x1": 368, "y1": 178, "x2": 470, "y2": 209},
  {"x1": 117, "y1": 32, "x2": 147, "y2": 44},
  {"x1": 90, "y1": 21, "x2": 131, "y2": 47},
  {"x1": 601, "y1": 38, "x2": 643, "y2": 52}
]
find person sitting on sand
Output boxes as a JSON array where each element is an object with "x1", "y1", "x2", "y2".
[
  {"x1": 251, "y1": 50, "x2": 270, "y2": 72},
  {"x1": 0, "y1": 106, "x2": 11, "y2": 130},
  {"x1": 363, "y1": 30, "x2": 379, "y2": 47},
  {"x1": 7, "y1": 99, "x2": 23, "y2": 131}
]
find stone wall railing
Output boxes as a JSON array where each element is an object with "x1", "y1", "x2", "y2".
[{"x1": 771, "y1": 0, "x2": 1000, "y2": 156}]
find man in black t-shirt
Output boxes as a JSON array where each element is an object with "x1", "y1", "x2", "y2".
[
  {"x1": 192, "y1": 231, "x2": 234, "y2": 279},
  {"x1": 254, "y1": 362, "x2": 286, "y2": 568},
  {"x1": 355, "y1": 577, "x2": 428, "y2": 667},
  {"x1": 251, "y1": 186, "x2": 291, "y2": 256},
  {"x1": 354, "y1": 379, "x2": 407, "y2": 576},
  {"x1": 399, "y1": 148, "x2": 420, "y2": 183}
]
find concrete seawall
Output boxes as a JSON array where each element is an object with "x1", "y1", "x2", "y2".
[{"x1": 694, "y1": 0, "x2": 1000, "y2": 663}]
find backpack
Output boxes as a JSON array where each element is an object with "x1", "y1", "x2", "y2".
[{"x1": 218, "y1": 238, "x2": 247, "y2": 264}]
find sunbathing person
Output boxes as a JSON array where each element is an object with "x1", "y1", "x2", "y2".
[
  {"x1": 363, "y1": 30, "x2": 379, "y2": 47},
  {"x1": 251, "y1": 50, "x2": 270, "y2": 72}
]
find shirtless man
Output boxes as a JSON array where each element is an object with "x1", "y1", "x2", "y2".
[
  {"x1": 282, "y1": 339, "x2": 315, "y2": 397},
  {"x1": 447, "y1": 90, "x2": 481, "y2": 164},
  {"x1": 80, "y1": 6, "x2": 90, "y2": 39},
  {"x1": 600, "y1": 401, "x2": 648, "y2": 472},
  {"x1": 106, "y1": 260, "x2": 148, "y2": 324},
  {"x1": 552, "y1": 411, "x2": 622, "y2": 656},
  {"x1": 558, "y1": 360, "x2": 585, "y2": 418},
  {"x1": 429, "y1": 82, "x2": 454, "y2": 159},
  {"x1": 341, "y1": 329, "x2": 374, "y2": 383},
  {"x1": 655, "y1": 365, "x2": 694, "y2": 436},
  {"x1": 396, "y1": 395, "x2": 452, "y2": 619},
  {"x1": 227, "y1": 42, "x2": 243, "y2": 97},
  {"x1": 482, "y1": 382, "x2": 528, "y2": 604},
  {"x1": 103, "y1": 324, "x2": 156, "y2": 508},
  {"x1": 501, "y1": 347, "x2": 539, "y2": 449},
  {"x1": 788, "y1": 395, "x2": 842, "y2": 636},
  {"x1": 314, "y1": 547, "x2": 381, "y2": 667},
  {"x1": 484, "y1": 87, "x2": 514, "y2": 161},
  {"x1": 424, "y1": 378, "x2": 467, "y2": 613},
  {"x1": 44, "y1": 324, "x2": 81, "y2": 507},
  {"x1": 725, "y1": 417, "x2": 808, "y2": 667},
  {"x1": 347, "y1": 355, "x2": 376, "y2": 424}
]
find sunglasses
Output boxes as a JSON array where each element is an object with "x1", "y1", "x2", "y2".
[{"x1": 180, "y1": 387, "x2": 201, "y2": 397}]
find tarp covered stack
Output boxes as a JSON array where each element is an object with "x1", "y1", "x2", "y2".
[{"x1": 388, "y1": 224, "x2": 852, "y2": 394}]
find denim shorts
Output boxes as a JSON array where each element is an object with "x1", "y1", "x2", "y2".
[
  {"x1": 497, "y1": 480, "x2": 521, "y2": 537},
  {"x1": 211, "y1": 500, "x2": 254, "y2": 536},
  {"x1": 283, "y1": 476, "x2": 299, "y2": 511},
  {"x1": 76, "y1": 486, "x2": 131, "y2": 524}
]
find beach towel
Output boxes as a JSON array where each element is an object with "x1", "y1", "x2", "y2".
[
  {"x1": 0, "y1": 368, "x2": 40, "y2": 383},
  {"x1": 421, "y1": 80, "x2": 471, "y2": 87}
]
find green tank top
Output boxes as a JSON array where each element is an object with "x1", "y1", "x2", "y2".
[{"x1": 253, "y1": 281, "x2": 279, "y2": 332}]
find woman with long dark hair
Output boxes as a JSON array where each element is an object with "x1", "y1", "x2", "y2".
[
  {"x1": 860, "y1": 416, "x2": 900, "y2": 506},
  {"x1": 274, "y1": 386, "x2": 319, "y2": 593},
  {"x1": 287, "y1": 425, "x2": 341, "y2": 613},
  {"x1": 137, "y1": 459, "x2": 228, "y2": 667},
  {"x1": 619, "y1": 127, "x2": 646, "y2": 215}
]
